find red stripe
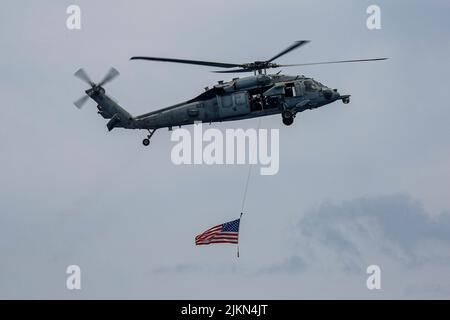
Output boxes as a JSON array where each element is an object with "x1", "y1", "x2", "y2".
[
  {"x1": 196, "y1": 240, "x2": 238, "y2": 245},
  {"x1": 197, "y1": 234, "x2": 220, "y2": 242},
  {"x1": 196, "y1": 234, "x2": 239, "y2": 245},
  {"x1": 213, "y1": 235, "x2": 238, "y2": 239},
  {"x1": 196, "y1": 230, "x2": 221, "y2": 241},
  {"x1": 211, "y1": 233, "x2": 238, "y2": 238},
  {"x1": 195, "y1": 225, "x2": 222, "y2": 239},
  {"x1": 209, "y1": 239, "x2": 238, "y2": 243},
  {"x1": 196, "y1": 226, "x2": 221, "y2": 237},
  {"x1": 196, "y1": 241, "x2": 238, "y2": 245},
  {"x1": 197, "y1": 232, "x2": 238, "y2": 240},
  {"x1": 198, "y1": 233, "x2": 238, "y2": 241},
  {"x1": 196, "y1": 231, "x2": 219, "y2": 238},
  {"x1": 195, "y1": 237, "x2": 238, "y2": 243},
  {"x1": 216, "y1": 232, "x2": 238, "y2": 236}
]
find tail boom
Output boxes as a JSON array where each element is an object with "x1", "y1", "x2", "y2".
[{"x1": 87, "y1": 87, "x2": 134, "y2": 131}]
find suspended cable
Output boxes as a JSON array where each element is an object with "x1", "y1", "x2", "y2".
[{"x1": 240, "y1": 117, "x2": 262, "y2": 213}]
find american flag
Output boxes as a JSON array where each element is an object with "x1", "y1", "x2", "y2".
[{"x1": 195, "y1": 218, "x2": 240, "y2": 245}]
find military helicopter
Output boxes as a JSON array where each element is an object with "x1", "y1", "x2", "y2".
[{"x1": 74, "y1": 41, "x2": 387, "y2": 146}]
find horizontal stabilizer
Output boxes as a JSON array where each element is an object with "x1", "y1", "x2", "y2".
[{"x1": 106, "y1": 114, "x2": 121, "y2": 131}]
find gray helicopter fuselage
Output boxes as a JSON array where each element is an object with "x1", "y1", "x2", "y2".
[
  {"x1": 87, "y1": 73, "x2": 346, "y2": 132},
  {"x1": 125, "y1": 74, "x2": 342, "y2": 130}
]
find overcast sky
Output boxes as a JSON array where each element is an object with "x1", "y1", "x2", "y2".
[{"x1": 1, "y1": 0, "x2": 450, "y2": 299}]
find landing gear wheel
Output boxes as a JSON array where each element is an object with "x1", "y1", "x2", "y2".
[
  {"x1": 142, "y1": 129, "x2": 157, "y2": 147},
  {"x1": 282, "y1": 110, "x2": 293, "y2": 119},
  {"x1": 282, "y1": 116, "x2": 294, "y2": 126},
  {"x1": 282, "y1": 110, "x2": 294, "y2": 126}
]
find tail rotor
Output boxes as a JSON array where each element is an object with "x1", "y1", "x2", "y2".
[
  {"x1": 74, "y1": 95, "x2": 90, "y2": 109},
  {"x1": 98, "y1": 67, "x2": 120, "y2": 87},
  {"x1": 73, "y1": 67, "x2": 120, "y2": 109}
]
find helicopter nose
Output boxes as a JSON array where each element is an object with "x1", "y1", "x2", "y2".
[
  {"x1": 322, "y1": 88, "x2": 335, "y2": 100},
  {"x1": 332, "y1": 88, "x2": 340, "y2": 99}
]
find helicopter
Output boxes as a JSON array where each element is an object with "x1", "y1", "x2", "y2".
[{"x1": 73, "y1": 41, "x2": 387, "y2": 146}]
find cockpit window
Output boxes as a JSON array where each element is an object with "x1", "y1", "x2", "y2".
[
  {"x1": 304, "y1": 80, "x2": 318, "y2": 91},
  {"x1": 315, "y1": 81, "x2": 325, "y2": 87}
]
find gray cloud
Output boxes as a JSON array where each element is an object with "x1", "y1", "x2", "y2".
[{"x1": 264, "y1": 194, "x2": 450, "y2": 282}]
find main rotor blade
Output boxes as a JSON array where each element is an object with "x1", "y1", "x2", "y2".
[
  {"x1": 212, "y1": 68, "x2": 254, "y2": 73},
  {"x1": 279, "y1": 57, "x2": 388, "y2": 67},
  {"x1": 98, "y1": 67, "x2": 120, "y2": 87},
  {"x1": 267, "y1": 40, "x2": 310, "y2": 63},
  {"x1": 74, "y1": 68, "x2": 94, "y2": 86},
  {"x1": 74, "y1": 95, "x2": 89, "y2": 109},
  {"x1": 130, "y1": 56, "x2": 242, "y2": 69}
]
